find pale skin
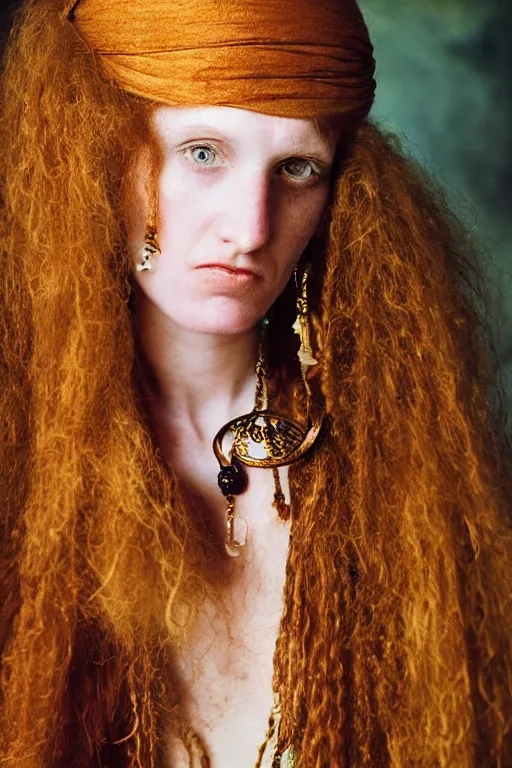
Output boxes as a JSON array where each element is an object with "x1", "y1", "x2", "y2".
[{"x1": 127, "y1": 105, "x2": 340, "y2": 767}]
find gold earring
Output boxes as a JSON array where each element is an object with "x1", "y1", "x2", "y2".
[
  {"x1": 293, "y1": 263, "x2": 317, "y2": 380},
  {"x1": 136, "y1": 225, "x2": 160, "y2": 272},
  {"x1": 137, "y1": 183, "x2": 161, "y2": 272}
]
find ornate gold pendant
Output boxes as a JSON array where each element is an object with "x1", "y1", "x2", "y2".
[
  {"x1": 213, "y1": 405, "x2": 323, "y2": 556},
  {"x1": 213, "y1": 405, "x2": 323, "y2": 470}
]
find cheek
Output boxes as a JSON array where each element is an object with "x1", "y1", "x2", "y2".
[
  {"x1": 279, "y1": 185, "x2": 330, "y2": 261},
  {"x1": 159, "y1": 184, "x2": 191, "y2": 245},
  {"x1": 157, "y1": 168, "x2": 216, "y2": 255},
  {"x1": 308, "y1": 185, "x2": 330, "y2": 231}
]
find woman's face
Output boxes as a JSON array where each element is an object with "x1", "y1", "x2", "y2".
[{"x1": 128, "y1": 106, "x2": 339, "y2": 335}]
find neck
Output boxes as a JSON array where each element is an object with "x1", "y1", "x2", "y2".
[{"x1": 133, "y1": 288, "x2": 261, "y2": 447}]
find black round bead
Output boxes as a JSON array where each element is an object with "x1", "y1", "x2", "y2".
[{"x1": 217, "y1": 460, "x2": 247, "y2": 496}]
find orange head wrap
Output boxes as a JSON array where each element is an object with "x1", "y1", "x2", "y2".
[{"x1": 64, "y1": 0, "x2": 376, "y2": 122}]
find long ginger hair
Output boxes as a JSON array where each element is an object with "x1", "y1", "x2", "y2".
[{"x1": 1, "y1": 1, "x2": 511, "y2": 766}]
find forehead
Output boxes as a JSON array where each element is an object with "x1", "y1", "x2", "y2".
[{"x1": 152, "y1": 105, "x2": 339, "y2": 152}]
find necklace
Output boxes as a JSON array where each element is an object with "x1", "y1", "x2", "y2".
[{"x1": 212, "y1": 319, "x2": 323, "y2": 557}]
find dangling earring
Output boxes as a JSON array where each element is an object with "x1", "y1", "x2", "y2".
[
  {"x1": 136, "y1": 184, "x2": 161, "y2": 272},
  {"x1": 136, "y1": 225, "x2": 161, "y2": 272},
  {"x1": 293, "y1": 263, "x2": 317, "y2": 376}
]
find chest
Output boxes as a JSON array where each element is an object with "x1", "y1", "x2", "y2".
[{"x1": 164, "y1": 467, "x2": 292, "y2": 768}]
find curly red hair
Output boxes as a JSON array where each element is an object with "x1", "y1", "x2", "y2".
[{"x1": 1, "y1": 2, "x2": 511, "y2": 766}]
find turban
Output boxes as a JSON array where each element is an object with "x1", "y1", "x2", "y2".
[{"x1": 65, "y1": 0, "x2": 376, "y2": 123}]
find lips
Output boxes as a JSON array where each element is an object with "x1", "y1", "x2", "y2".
[{"x1": 196, "y1": 263, "x2": 259, "y2": 277}]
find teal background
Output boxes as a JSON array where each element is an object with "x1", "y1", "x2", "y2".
[{"x1": 359, "y1": 0, "x2": 512, "y2": 429}]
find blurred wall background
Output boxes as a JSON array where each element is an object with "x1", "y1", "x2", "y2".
[
  {"x1": 360, "y1": 0, "x2": 512, "y2": 428},
  {"x1": 1, "y1": 0, "x2": 511, "y2": 426}
]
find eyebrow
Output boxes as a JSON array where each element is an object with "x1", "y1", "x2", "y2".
[{"x1": 161, "y1": 123, "x2": 335, "y2": 160}]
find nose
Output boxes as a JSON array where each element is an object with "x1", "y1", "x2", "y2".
[{"x1": 217, "y1": 170, "x2": 272, "y2": 254}]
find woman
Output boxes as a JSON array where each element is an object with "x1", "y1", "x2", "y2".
[{"x1": 1, "y1": 0, "x2": 511, "y2": 766}]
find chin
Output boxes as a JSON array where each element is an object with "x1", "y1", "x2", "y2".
[
  {"x1": 183, "y1": 318, "x2": 260, "y2": 336},
  {"x1": 167, "y1": 299, "x2": 265, "y2": 336}
]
